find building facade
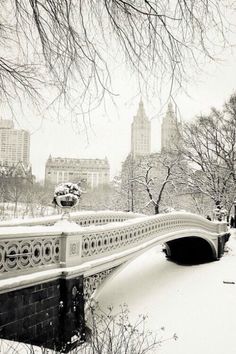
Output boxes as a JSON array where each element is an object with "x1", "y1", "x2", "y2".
[
  {"x1": 161, "y1": 102, "x2": 182, "y2": 152},
  {"x1": 45, "y1": 156, "x2": 110, "y2": 188},
  {"x1": 121, "y1": 100, "x2": 186, "y2": 213},
  {"x1": 0, "y1": 120, "x2": 30, "y2": 168},
  {"x1": 131, "y1": 99, "x2": 151, "y2": 158}
]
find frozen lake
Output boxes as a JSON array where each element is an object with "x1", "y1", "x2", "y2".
[{"x1": 95, "y1": 231, "x2": 236, "y2": 354}]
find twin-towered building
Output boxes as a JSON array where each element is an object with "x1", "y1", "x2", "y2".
[
  {"x1": 121, "y1": 99, "x2": 182, "y2": 212},
  {"x1": 45, "y1": 100, "x2": 181, "y2": 189},
  {"x1": 131, "y1": 99, "x2": 181, "y2": 158}
]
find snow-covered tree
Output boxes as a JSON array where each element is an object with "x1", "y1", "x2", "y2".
[
  {"x1": 131, "y1": 153, "x2": 183, "y2": 214},
  {"x1": 181, "y1": 93, "x2": 236, "y2": 212}
]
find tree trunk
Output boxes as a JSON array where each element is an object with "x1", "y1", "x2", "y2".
[{"x1": 155, "y1": 204, "x2": 159, "y2": 214}]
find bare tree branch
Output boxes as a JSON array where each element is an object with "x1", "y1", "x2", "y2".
[
  {"x1": 0, "y1": 0, "x2": 232, "y2": 121},
  {"x1": 180, "y1": 92, "x2": 236, "y2": 211}
]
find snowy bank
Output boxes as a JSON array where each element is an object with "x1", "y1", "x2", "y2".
[{"x1": 95, "y1": 230, "x2": 236, "y2": 354}]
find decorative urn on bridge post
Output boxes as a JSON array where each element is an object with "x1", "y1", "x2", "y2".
[{"x1": 53, "y1": 182, "x2": 82, "y2": 218}]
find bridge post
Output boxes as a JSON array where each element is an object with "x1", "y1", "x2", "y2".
[
  {"x1": 61, "y1": 231, "x2": 83, "y2": 267},
  {"x1": 217, "y1": 232, "x2": 231, "y2": 259},
  {"x1": 58, "y1": 275, "x2": 86, "y2": 352}
]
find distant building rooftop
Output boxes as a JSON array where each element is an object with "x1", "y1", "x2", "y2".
[{"x1": 46, "y1": 156, "x2": 109, "y2": 167}]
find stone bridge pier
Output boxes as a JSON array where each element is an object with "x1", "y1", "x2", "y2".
[{"x1": 0, "y1": 275, "x2": 85, "y2": 352}]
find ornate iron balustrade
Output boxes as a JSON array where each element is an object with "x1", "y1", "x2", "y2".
[
  {"x1": 0, "y1": 228, "x2": 62, "y2": 276},
  {"x1": 79, "y1": 213, "x2": 227, "y2": 259},
  {"x1": 0, "y1": 212, "x2": 228, "y2": 278}
]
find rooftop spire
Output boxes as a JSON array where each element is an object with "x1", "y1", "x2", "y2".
[
  {"x1": 168, "y1": 101, "x2": 173, "y2": 112},
  {"x1": 165, "y1": 101, "x2": 176, "y2": 122},
  {"x1": 136, "y1": 97, "x2": 148, "y2": 121},
  {"x1": 131, "y1": 98, "x2": 151, "y2": 157}
]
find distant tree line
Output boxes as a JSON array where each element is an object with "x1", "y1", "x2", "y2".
[{"x1": 0, "y1": 175, "x2": 54, "y2": 219}]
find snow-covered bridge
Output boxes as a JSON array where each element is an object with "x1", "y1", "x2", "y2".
[{"x1": 0, "y1": 211, "x2": 230, "y2": 352}]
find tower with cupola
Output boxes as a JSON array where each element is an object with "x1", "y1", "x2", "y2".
[
  {"x1": 131, "y1": 99, "x2": 151, "y2": 158},
  {"x1": 161, "y1": 102, "x2": 181, "y2": 152}
]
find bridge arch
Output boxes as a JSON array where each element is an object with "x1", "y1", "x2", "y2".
[
  {"x1": 83, "y1": 230, "x2": 220, "y2": 300},
  {"x1": 90, "y1": 233, "x2": 218, "y2": 301},
  {"x1": 164, "y1": 235, "x2": 217, "y2": 264}
]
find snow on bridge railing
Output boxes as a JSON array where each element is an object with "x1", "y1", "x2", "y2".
[
  {"x1": 0, "y1": 212, "x2": 228, "y2": 279},
  {"x1": 0, "y1": 226, "x2": 62, "y2": 276},
  {"x1": 0, "y1": 210, "x2": 142, "y2": 228},
  {"x1": 78, "y1": 212, "x2": 228, "y2": 261}
]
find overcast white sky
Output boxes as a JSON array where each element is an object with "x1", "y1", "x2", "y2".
[
  {"x1": 22, "y1": 52, "x2": 236, "y2": 181},
  {"x1": 3, "y1": 10, "x2": 236, "y2": 182},
  {"x1": 26, "y1": 51, "x2": 236, "y2": 182}
]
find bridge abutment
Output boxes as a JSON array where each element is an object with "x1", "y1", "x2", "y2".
[
  {"x1": 217, "y1": 232, "x2": 231, "y2": 259},
  {"x1": 0, "y1": 275, "x2": 85, "y2": 352}
]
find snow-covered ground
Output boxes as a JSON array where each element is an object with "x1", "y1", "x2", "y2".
[{"x1": 95, "y1": 230, "x2": 236, "y2": 354}]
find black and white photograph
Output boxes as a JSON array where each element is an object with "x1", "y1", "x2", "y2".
[{"x1": 0, "y1": 1, "x2": 236, "y2": 353}]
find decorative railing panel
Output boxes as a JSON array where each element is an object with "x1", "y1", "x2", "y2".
[
  {"x1": 83, "y1": 267, "x2": 118, "y2": 301},
  {"x1": 80, "y1": 213, "x2": 227, "y2": 259},
  {"x1": 0, "y1": 237, "x2": 60, "y2": 274}
]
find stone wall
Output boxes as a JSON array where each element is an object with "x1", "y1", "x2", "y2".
[{"x1": 0, "y1": 276, "x2": 85, "y2": 352}]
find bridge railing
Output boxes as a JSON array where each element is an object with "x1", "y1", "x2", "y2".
[
  {"x1": 0, "y1": 212, "x2": 228, "y2": 279},
  {"x1": 77, "y1": 212, "x2": 228, "y2": 262},
  {"x1": 0, "y1": 227, "x2": 62, "y2": 276},
  {"x1": 0, "y1": 210, "x2": 142, "y2": 227}
]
